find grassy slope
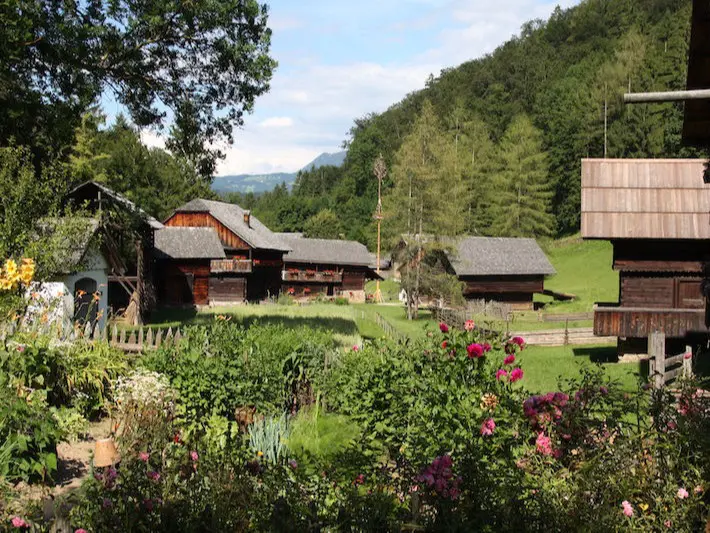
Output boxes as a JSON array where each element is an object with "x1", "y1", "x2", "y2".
[{"x1": 537, "y1": 236, "x2": 619, "y2": 313}]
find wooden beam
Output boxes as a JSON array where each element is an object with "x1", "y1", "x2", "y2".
[{"x1": 625, "y1": 89, "x2": 710, "y2": 103}]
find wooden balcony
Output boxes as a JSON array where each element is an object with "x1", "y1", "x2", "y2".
[
  {"x1": 210, "y1": 259, "x2": 252, "y2": 274},
  {"x1": 593, "y1": 303, "x2": 708, "y2": 338},
  {"x1": 282, "y1": 270, "x2": 343, "y2": 283}
]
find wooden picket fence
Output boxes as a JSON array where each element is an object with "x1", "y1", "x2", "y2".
[
  {"x1": 0, "y1": 319, "x2": 187, "y2": 353},
  {"x1": 374, "y1": 313, "x2": 406, "y2": 342}
]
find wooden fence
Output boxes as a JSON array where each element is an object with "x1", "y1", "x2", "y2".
[
  {"x1": 374, "y1": 313, "x2": 405, "y2": 342},
  {"x1": 1, "y1": 320, "x2": 187, "y2": 353},
  {"x1": 648, "y1": 331, "x2": 693, "y2": 388}
]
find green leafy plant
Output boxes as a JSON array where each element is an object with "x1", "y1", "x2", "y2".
[{"x1": 248, "y1": 413, "x2": 290, "y2": 463}]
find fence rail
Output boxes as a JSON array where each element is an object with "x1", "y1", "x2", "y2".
[{"x1": 374, "y1": 313, "x2": 405, "y2": 342}]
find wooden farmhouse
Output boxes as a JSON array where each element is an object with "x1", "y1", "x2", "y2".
[
  {"x1": 278, "y1": 233, "x2": 381, "y2": 302},
  {"x1": 157, "y1": 199, "x2": 290, "y2": 305},
  {"x1": 447, "y1": 237, "x2": 556, "y2": 310},
  {"x1": 581, "y1": 159, "x2": 710, "y2": 354}
]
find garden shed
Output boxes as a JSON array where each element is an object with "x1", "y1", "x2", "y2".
[
  {"x1": 581, "y1": 158, "x2": 710, "y2": 354},
  {"x1": 447, "y1": 237, "x2": 556, "y2": 310},
  {"x1": 278, "y1": 233, "x2": 381, "y2": 302},
  {"x1": 67, "y1": 181, "x2": 162, "y2": 323},
  {"x1": 28, "y1": 218, "x2": 110, "y2": 331},
  {"x1": 162, "y1": 199, "x2": 290, "y2": 304}
]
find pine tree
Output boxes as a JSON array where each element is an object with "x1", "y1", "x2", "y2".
[{"x1": 491, "y1": 115, "x2": 554, "y2": 238}]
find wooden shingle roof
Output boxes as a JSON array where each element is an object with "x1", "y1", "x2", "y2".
[
  {"x1": 154, "y1": 227, "x2": 226, "y2": 259},
  {"x1": 581, "y1": 159, "x2": 710, "y2": 239},
  {"x1": 449, "y1": 237, "x2": 555, "y2": 277},
  {"x1": 174, "y1": 199, "x2": 290, "y2": 252},
  {"x1": 278, "y1": 233, "x2": 372, "y2": 266}
]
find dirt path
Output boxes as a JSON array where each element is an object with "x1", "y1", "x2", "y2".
[{"x1": 53, "y1": 418, "x2": 113, "y2": 497}]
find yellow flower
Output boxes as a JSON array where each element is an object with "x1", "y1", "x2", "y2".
[
  {"x1": 639, "y1": 503, "x2": 649, "y2": 512},
  {"x1": 4, "y1": 259, "x2": 17, "y2": 277},
  {"x1": 257, "y1": 451, "x2": 264, "y2": 457},
  {"x1": 0, "y1": 276, "x2": 12, "y2": 291}
]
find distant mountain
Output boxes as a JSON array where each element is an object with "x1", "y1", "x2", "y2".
[
  {"x1": 212, "y1": 150, "x2": 347, "y2": 194},
  {"x1": 301, "y1": 151, "x2": 347, "y2": 170}
]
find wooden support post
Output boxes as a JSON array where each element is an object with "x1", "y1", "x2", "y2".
[
  {"x1": 564, "y1": 319, "x2": 569, "y2": 346},
  {"x1": 683, "y1": 345, "x2": 693, "y2": 378},
  {"x1": 649, "y1": 331, "x2": 665, "y2": 389}
]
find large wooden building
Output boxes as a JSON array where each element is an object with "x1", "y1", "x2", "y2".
[
  {"x1": 581, "y1": 159, "x2": 710, "y2": 353},
  {"x1": 447, "y1": 237, "x2": 556, "y2": 310},
  {"x1": 156, "y1": 199, "x2": 290, "y2": 305},
  {"x1": 279, "y1": 233, "x2": 381, "y2": 302}
]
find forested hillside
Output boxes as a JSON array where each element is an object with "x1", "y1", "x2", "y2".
[{"x1": 235, "y1": 0, "x2": 699, "y2": 248}]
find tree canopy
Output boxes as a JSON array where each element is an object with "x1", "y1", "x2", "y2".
[{"x1": 1, "y1": 0, "x2": 276, "y2": 175}]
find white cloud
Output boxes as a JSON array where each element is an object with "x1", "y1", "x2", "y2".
[
  {"x1": 259, "y1": 116, "x2": 294, "y2": 128},
  {"x1": 140, "y1": 130, "x2": 166, "y2": 150},
  {"x1": 214, "y1": 0, "x2": 583, "y2": 176}
]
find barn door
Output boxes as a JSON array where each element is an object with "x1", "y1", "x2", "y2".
[{"x1": 676, "y1": 279, "x2": 704, "y2": 309}]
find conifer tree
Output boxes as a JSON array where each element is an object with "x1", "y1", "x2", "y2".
[{"x1": 491, "y1": 115, "x2": 554, "y2": 238}]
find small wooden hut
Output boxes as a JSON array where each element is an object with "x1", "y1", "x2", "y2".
[
  {"x1": 278, "y1": 233, "x2": 381, "y2": 302},
  {"x1": 448, "y1": 237, "x2": 556, "y2": 310},
  {"x1": 581, "y1": 158, "x2": 710, "y2": 354},
  {"x1": 66, "y1": 181, "x2": 162, "y2": 323}
]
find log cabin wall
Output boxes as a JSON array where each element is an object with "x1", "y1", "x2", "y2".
[
  {"x1": 158, "y1": 260, "x2": 211, "y2": 306},
  {"x1": 613, "y1": 239, "x2": 709, "y2": 311},
  {"x1": 165, "y1": 212, "x2": 251, "y2": 250}
]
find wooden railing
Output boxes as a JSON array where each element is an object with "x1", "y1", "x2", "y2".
[
  {"x1": 648, "y1": 331, "x2": 693, "y2": 388},
  {"x1": 594, "y1": 304, "x2": 707, "y2": 338},
  {"x1": 282, "y1": 271, "x2": 343, "y2": 283},
  {"x1": 211, "y1": 259, "x2": 252, "y2": 274}
]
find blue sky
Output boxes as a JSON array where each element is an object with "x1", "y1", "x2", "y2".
[{"x1": 137, "y1": 0, "x2": 579, "y2": 175}]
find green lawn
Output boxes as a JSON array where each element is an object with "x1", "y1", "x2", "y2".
[
  {"x1": 520, "y1": 344, "x2": 640, "y2": 393},
  {"x1": 147, "y1": 304, "x2": 367, "y2": 347},
  {"x1": 147, "y1": 302, "x2": 638, "y2": 395},
  {"x1": 537, "y1": 236, "x2": 619, "y2": 313}
]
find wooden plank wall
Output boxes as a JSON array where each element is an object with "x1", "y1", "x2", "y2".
[
  {"x1": 461, "y1": 277, "x2": 544, "y2": 294},
  {"x1": 581, "y1": 159, "x2": 710, "y2": 239},
  {"x1": 209, "y1": 277, "x2": 246, "y2": 303},
  {"x1": 165, "y1": 212, "x2": 251, "y2": 250}
]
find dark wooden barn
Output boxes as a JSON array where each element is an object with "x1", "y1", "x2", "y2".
[
  {"x1": 278, "y1": 234, "x2": 381, "y2": 302},
  {"x1": 683, "y1": 0, "x2": 710, "y2": 145},
  {"x1": 581, "y1": 158, "x2": 710, "y2": 353},
  {"x1": 159, "y1": 199, "x2": 290, "y2": 305},
  {"x1": 447, "y1": 237, "x2": 556, "y2": 310}
]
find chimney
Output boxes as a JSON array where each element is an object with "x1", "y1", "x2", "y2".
[{"x1": 243, "y1": 210, "x2": 251, "y2": 227}]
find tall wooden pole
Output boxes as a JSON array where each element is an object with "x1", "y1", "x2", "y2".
[{"x1": 373, "y1": 155, "x2": 387, "y2": 304}]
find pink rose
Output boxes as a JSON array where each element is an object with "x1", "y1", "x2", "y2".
[
  {"x1": 480, "y1": 418, "x2": 496, "y2": 436},
  {"x1": 467, "y1": 343, "x2": 484, "y2": 359},
  {"x1": 482, "y1": 342, "x2": 491, "y2": 352},
  {"x1": 464, "y1": 320, "x2": 475, "y2": 331},
  {"x1": 621, "y1": 500, "x2": 634, "y2": 517},
  {"x1": 352, "y1": 345, "x2": 359, "y2": 352},
  {"x1": 11, "y1": 517, "x2": 28, "y2": 529},
  {"x1": 535, "y1": 432, "x2": 553, "y2": 456},
  {"x1": 510, "y1": 368, "x2": 524, "y2": 383},
  {"x1": 504, "y1": 354, "x2": 515, "y2": 366},
  {"x1": 677, "y1": 487, "x2": 689, "y2": 499},
  {"x1": 75, "y1": 529, "x2": 88, "y2": 533},
  {"x1": 190, "y1": 451, "x2": 199, "y2": 462},
  {"x1": 439, "y1": 323, "x2": 449, "y2": 333}
]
